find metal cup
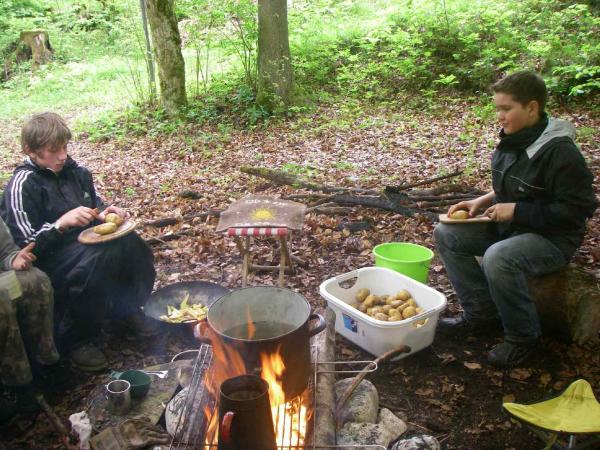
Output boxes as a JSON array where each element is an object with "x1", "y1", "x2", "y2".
[{"x1": 106, "y1": 379, "x2": 131, "y2": 415}]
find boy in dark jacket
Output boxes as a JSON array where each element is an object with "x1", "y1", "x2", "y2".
[
  {"x1": 0, "y1": 217, "x2": 59, "y2": 422},
  {"x1": 0, "y1": 112, "x2": 158, "y2": 371},
  {"x1": 434, "y1": 71, "x2": 597, "y2": 367}
]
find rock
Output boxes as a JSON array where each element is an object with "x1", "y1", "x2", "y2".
[
  {"x1": 391, "y1": 435, "x2": 441, "y2": 450},
  {"x1": 378, "y1": 408, "x2": 407, "y2": 440},
  {"x1": 335, "y1": 378, "x2": 379, "y2": 425},
  {"x1": 338, "y1": 422, "x2": 395, "y2": 450}
]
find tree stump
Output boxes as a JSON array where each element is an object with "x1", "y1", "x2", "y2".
[
  {"x1": 529, "y1": 264, "x2": 600, "y2": 346},
  {"x1": 18, "y1": 30, "x2": 53, "y2": 70}
]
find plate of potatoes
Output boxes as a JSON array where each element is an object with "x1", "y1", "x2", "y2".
[
  {"x1": 78, "y1": 213, "x2": 136, "y2": 244},
  {"x1": 352, "y1": 287, "x2": 427, "y2": 324}
]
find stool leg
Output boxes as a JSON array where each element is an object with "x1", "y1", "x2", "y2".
[
  {"x1": 234, "y1": 236, "x2": 249, "y2": 287},
  {"x1": 278, "y1": 235, "x2": 286, "y2": 287}
]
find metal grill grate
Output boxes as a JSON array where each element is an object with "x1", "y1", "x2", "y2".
[{"x1": 168, "y1": 344, "x2": 386, "y2": 450}]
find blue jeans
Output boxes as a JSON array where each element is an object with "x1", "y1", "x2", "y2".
[{"x1": 433, "y1": 223, "x2": 567, "y2": 342}]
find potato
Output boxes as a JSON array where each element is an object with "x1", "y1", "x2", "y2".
[
  {"x1": 357, "y1": 303, "x2": 368, "y2": 313},
  {"x1": 105, "y1": 213, "x2": 124, "y2": 226},
  {"x1": 406, "y1": 298, "x2": 417, "y2": 307},
  {"x1": 366, "y1": 307, "x2": 374, "y2": 315},
  {"x1": 370, "y1": 306, "x2": 383, "y2": 316},
  {"x1": 396, "y1": 289, "x2": 411, "y2": 301},
  {"x1": 374, "y1": 313, "x2": 389, "y2": 321},
  {"x1": 388, "y1": 311, "x2": 402, "y2": 322},
  {"x1": 449, "y1": 210, "x2": 470, "y2": 220},
  {"x1": 415, "y1": 307, "x2": 424, "y2": 314},
  {"x1": 364, "y1": 294, "x2": 377, "y2": 307},
  {"x1": 390, "y1": 299, "x2": 404, "y2": 309},
  {"x1": 402, "y1": 306, "x2": 417, "y2": 319},
  {"x1": 356, "y1": 288, "x2": 370, "y2": 302},
  {"x1": 397, "y1": 302, "x2": 410, "y2": 311},
  {"x1": 382, "y1": 305, "x2": 393, "y2": 314},
  {"x1": 94, "y1": 222, "x2": 117, "y2": 235}
]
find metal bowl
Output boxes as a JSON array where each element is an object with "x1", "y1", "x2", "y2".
[{"x1": 143, "y1": 281, "x2": 230, "y2": 324}]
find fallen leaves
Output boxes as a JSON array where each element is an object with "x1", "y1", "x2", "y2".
[{"x1": 464, "y1": 362, "x2": 482, "y2": 370}]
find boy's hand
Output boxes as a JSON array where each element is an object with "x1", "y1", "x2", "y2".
[
  {"x1": 12, "y1": 242, "x2": 36, "y2": 271},
  {"x1": 483, "y1": 203, "x2": 516, "y2": 222},
  {"x1": 98, "y1": 205, "x2": 129, "y2": 221},
  {"x1": 59, "y1": 206, "x2": 99, "y2": 229},
  {"x1": 448, "y1": 199, "x2": 480, "y2": 217}
]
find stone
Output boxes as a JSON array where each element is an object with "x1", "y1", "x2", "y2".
[
  {"x1": 391, "y1": 435, "x2": 441, "y2": 450},
  {"x1": 335, "y1": 378, "x2": 379, "y2": 425},
  {"x1": 378, "y1": 408, "x2": 408, "y2": 440},
  {"x1": 337, "y1": 422, "x2": 395, "y2": 450}
]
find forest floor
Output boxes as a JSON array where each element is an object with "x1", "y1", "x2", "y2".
[{"x1": 0, "y1": 97, "x2": 599, "y2": 450}]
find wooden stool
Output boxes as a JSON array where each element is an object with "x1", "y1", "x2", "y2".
[{"x1": 227, "y1": 227, "x2": 294, "y2": 287}]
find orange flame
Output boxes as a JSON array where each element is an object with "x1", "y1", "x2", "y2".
[{"x1": 196, "y1": 320, "x2": 309, "y2": 448}]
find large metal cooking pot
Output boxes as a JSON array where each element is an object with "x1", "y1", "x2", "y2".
[{"x1": 205, "y1": 286, "x2": 325, "y2": 400}]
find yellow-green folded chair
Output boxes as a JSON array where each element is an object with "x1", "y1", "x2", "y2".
[{"x1": 503, "y1": 379, "x2": 600, "y2": 450}]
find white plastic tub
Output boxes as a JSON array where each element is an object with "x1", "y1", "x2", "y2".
[{"x1": 319, "y1": 267, "x2": 447, "y2": 359}]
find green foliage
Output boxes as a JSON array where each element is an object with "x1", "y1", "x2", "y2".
[{"x1": 291, "y1": 0, "x2": 600, "y2": 101}]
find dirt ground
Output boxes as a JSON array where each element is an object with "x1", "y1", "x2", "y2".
[{"x1": 0, "y1": 100, "x2": 599, "y2": 449}]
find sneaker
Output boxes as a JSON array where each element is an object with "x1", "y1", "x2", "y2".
[
  {"x1": 438, "y1": 314, "x2": 502, "y2": 336},
  {"x1": 126, "y1": 311, "x2": 161, "y2": 337},
  {"x1": 487, "y1": 340, "x2": 537, "y2": 368},
  {"x1": 70, "y1": 344, "x2": 108, "y2": 372}
]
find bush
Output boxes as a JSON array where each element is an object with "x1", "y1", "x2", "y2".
[{"x1": 291, "y1": 0, "x2": 600, "y2": 100}]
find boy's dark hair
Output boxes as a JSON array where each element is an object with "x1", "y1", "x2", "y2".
[
  {"x1": 21, "y1": 112, "x2": 71, "y2": 153},
  {"x1": 492, "y1": 71, "x2": 547, "y2": 114}
]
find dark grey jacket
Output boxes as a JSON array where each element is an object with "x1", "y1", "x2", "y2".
[{"x1": 491, "y1": 118, "x2": 598, "y2": 259}]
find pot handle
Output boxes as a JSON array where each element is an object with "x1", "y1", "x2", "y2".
[
  {"x1": 193, "y1": 319, "x2": 211, "y2": 344},
  {"x1": 221, "y1": 411, "x2": 235, "y2": 444},
  {"x1": 308, "y1": 313, "x2": 326, "y2": 337}
]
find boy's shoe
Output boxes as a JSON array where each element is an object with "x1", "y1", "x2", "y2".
[
  {"x1": 70, "y1": 344, "x2": 108, "y2": 372},
  {"x1": 487, "y1": 340, "x2": 537, "y2": 368},
  {"x1": 438, "y1": 314, "x2": 502, "y2": 336},
  {"x1": 126, "y1": 311, "x2": 161, "y2": 337}
]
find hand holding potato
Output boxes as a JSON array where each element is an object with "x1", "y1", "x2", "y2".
[{"x1": 59, "y1": 206, "x2": 99, "y2": 228}]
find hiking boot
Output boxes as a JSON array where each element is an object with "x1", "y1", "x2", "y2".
[
  {"x1": 487, "y1": 340, "x2": 537, "y2": 368},
  {"x1": 126, "y1": 311, "x2": 161, "y2": 337},
  {"x1": 70, "y1": 343, "x2": 108, "y2": 372},
  {"x1": 438, "y1": 314, "x2": 502, "y2": 336}
]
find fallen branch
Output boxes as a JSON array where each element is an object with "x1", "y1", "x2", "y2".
[
  {"x1": 145, "y1": 230, "x2": 194, "y2": 245},
  {"x1": 335, "y1": 345, "x2": 411, "y2": 428},
  {"x1": 387, "y1": 169, "x2": 463, "y2": 191},
  {"x1": 143, "y1": 209, "x2": 222, "y2": 228},
  {"x1": 36, "y1": 393, "x2": 74, "y2": 448},
  {"x1": 241, "y1": 166, "x2": 378, "y2": 195}
]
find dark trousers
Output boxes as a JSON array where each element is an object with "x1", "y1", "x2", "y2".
[{"x1": 37, "y1": 233, "x2": 155, "y2": 351}]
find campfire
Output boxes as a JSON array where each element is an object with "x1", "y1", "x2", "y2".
[{"x1": 200, "y1": 324, "x2": 312, "y2": 448}]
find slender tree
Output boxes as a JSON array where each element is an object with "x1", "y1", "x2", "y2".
[
  {"x1": 145, "y1": 0, "x2": 186, "y2": 114},
  {"x1": 256, "y1": 0, "x2": 293, "y2": 109}
]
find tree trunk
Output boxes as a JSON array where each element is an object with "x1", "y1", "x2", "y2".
[
  {"x1": 145, "y1": 0, "x2": 186, "y2": 115},
  {"x1": 529, "y1": 265, "x2": 600, "y2": 346},
  {"x1": 18, "y1": 30, "x2": 53, "y2": 71},
  {"x1": 256, "y1": 0, "x2": 293, "y2": 109}
]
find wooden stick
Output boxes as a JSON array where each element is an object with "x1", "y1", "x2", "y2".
[
  {"x1": 390, "y1": 169, "x2": 463, "y2": 191},
  {"x1": 36, "y1": 394, "x2": 69, "y2": 436},
  {"x1": 335, "y1": 345, "x2": 411, "y2": 428}
]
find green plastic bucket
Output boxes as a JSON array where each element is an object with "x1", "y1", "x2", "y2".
[{"x1": 372, "y1": 242, "x2": 434, "y2": 283}]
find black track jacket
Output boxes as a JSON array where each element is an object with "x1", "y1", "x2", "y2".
[{"x1": 0, "y1": 157, "x2": 105, "y2": 257}]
